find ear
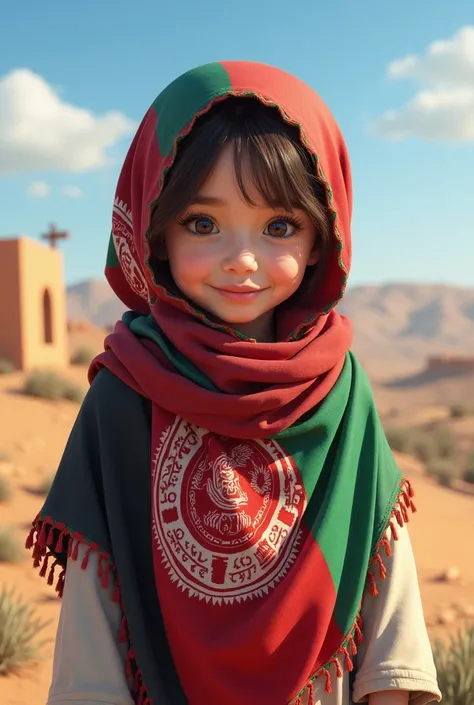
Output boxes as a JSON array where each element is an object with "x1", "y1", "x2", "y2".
[{"x1": 307, "y1": 249, "x2": 320, "y2": 266}]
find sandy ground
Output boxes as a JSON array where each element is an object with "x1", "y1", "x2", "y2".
[{"x1": 0, "y1": 344, "x2": 473, "y2": 704}]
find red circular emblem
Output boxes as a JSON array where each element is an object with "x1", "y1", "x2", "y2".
[{"x1": 152, "y1": 420, "x2": 306, "y2": 604}]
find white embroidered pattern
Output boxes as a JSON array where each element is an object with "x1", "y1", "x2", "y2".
[
  {"x1": 152, "y1": 418, "x2": 307, "y2": 605},
  {"x1": 112, "y1": 197, "x2": 149, "y2": 300}
]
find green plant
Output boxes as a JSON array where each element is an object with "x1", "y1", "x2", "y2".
[
  {"x1": 36, "y1": 473, "x2": 55, "y2": 496},
  {"x1": 70, "y1": 346, "x2": 94, "y2": 366},
  {"x1": 426, "y1": 459, "x2": 457, "y2": 488},
  {"x1": 435, "y1": 427, "x2": 455, "y2": 459},
  {"x1": 462, "y1": 454, "x2": 474, "y2": 485},
  {"x1": 385, "y1": 428, "x2": 415, "y2": 454},
  {"x1": 0, "y1": 586, "x2": 51, "y2": 675},
  {"x1": 0, "y1": 475, "x2": 13, "y2": 503},
  {"x1": 0, "y1": 528, "x2": 24, "y2": 564},
  {"x1": 433, "y1": 623, "x2": 474, "y2": 705},
  {"x1": 23, "y1": 370, "x2": 84, "y2": 403},
  {"x1": 0, "y1": 358, "x2": 14, "y2": 375},
  {"x1": 450, "y1": 403, "x2": 472, "y2": 418}
]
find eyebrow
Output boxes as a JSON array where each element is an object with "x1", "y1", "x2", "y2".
[
  {"x1": 189, "y1": 195, "x2": 227, "y2": 206},
  {"x1": 189, "y1": 194, "x2": 303, "y2": 210}
]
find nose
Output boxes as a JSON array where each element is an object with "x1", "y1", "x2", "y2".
[{"x1": 223, "y1": 249, "x2": 258, "y2": 275}]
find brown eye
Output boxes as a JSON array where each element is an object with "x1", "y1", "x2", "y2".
[
  {"x1": 265, "y1": 220, "x2": 294, "y2": 239},
  {"x1": 192, "y1": 217, "x2": 216, "y2": 235}
]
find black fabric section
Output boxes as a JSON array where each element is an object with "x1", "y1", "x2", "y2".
[{"x1": 39, "y1": 368, "x2": 187, "y2": 705}]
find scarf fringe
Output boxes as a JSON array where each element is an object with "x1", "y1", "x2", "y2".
[
  {"x1": 25, "y1": 479, "x2": 415, "y2": 705},
  {"x1": 290, "y1": 477, "x2": 415, "y2": 705},
  {"x1": 25, "y1": 516, "x2": 153, "y2": 705}
]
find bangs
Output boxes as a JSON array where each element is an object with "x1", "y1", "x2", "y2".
[
  {"x1": 231, "y1": 129, "x2": 320, "y2": 214},
  {"x1": 149, "y1": 97, "x2": 333, "y2": 254}
]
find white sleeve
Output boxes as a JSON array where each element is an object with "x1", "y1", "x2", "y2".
[
  {"x1": 353, "y1": 523, "x2": 441, "y2": 705},
  {"x1": 47, "y1": 545, "x2": 134, "y2": 705}
]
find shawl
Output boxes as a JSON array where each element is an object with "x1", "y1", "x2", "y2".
[{"x1": 26, "y1": 61, "x2": 415, "y2": 705}]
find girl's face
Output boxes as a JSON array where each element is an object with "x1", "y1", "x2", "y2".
[{"x1": 163, "y1": 144, "x2": 319, "y2": 342}]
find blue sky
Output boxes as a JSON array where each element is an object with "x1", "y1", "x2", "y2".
[{"x1": 1, "y1": 0, "x2": 473, "y2": 288}]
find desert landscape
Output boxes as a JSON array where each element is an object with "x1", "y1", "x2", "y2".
[{"x1": 1, "y1": 281, "x2": 474, "y2": 705}]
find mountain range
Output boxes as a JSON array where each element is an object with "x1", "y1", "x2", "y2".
[{"x1": 67, "y1": 280, "x2": 474, "y2": 378}]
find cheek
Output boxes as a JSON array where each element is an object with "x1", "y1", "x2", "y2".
[
  {"x1": 167, "y1": 241, "x2": 213, "y2": 285},
  {"x1": 268, "y1": 252, "x2": 306, "y2": 286}
]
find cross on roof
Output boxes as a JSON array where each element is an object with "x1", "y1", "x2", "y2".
[{"x1": 41, "y1": 224, "x2": 70, "y2": 249}]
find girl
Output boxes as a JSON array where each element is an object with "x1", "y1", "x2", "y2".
[{"x1": 26, "y1": 61, "x2": 441, "y2": 705}]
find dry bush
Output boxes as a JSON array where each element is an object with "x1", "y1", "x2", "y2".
[
  {"x1": 433, "y1": 623, "x2": 474, "y2": 705},
  {"x1": 0, "y1": 586, "x2": 51, "y2": 676},
  {"x1": 450, "y1": 403, "x2": 473, "y2": 418},
  {"x1": 24, "y1": 370, "x2": 84, "y2": 403},
  {"x1": 70, "y1": 346, "x2": 95, "y2": 366},
  {"x1": 36, "y1": 473, "x2": 55, "y2": 496},
  {"x1": 462, "y1": 454, "x2": 474, "y2": 485},
  {"x1": 426, "y1": 459, "x2": 457, "y2": 488},
  {"x1": 0, "y1": 528, "x2": 24, "y2": 564},
  {"x1": 0, "y1": 358, "x2": 14, "y2": 375},
  {"x1": 0, "y1": 475, "x2": 13, "y2": 503}
]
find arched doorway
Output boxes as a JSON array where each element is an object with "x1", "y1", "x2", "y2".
[{"x1": 43, "y1": 288, "x2": 53, "y2": 344}]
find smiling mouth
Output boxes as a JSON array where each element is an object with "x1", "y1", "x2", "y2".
[{"x1": 211, "y1": 286, "x2": 267, "y2": 301}]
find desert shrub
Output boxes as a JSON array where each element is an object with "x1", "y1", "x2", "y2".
[
  {"x1": 36, "y1": 473, "x2": 55, "y2": 496},
  {"x1": 426, "y1": 459, "x2": 457, "y2": 488},
  {"x1": 450, "y1": 403, "x2": 472, "y2": 418},
  {"x1": 462, "y1": 454, "x2": 474, "y2": 485},
  {"x1": 385, "y1": 428, "x2": 416, "y2": 454},
  {"x1": 410, "y1": 434, "x2": 439, "y2": 463},
  {"x1": 0, "y1": 586, "x2": 51, "y2": 675},
  {"x1": 0, "y1": 358, "x2": 14, "y2": 375},
  {"x1": 70, "y1": 346, "x2": 94, "y2": 366},
  {"x1": 0, "y1": 450, "x2": 11, "y2": 463},
  {"x1": 0, "y1": 528, "x2": 24, "y2": 564},
  {"x1": 23, "y1": 370, "x2": 84, "y2": 403},
  {"x1": 433, "y1": 623, "x2": 474, "y2": 705},
  {"x1": 0, "y1": 475, "x2": 13, "y2": 503},
  {"x1": 434, "y1": 427, "x2": 455, "y2": 459}
]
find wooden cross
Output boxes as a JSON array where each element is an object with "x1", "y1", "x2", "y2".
[{"x1": 41, "y1": 224, "x2": 70, "y2": 249}]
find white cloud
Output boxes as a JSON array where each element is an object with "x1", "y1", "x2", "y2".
[
  {"x1": 0, "y1": 69, "x2": 136, "y2": 174},
  {"x1": 375, "y1": 26, "x2": 474, "y2": 142},
  {"x1": 27, "y1": 180, "x2": 51, "y2": 197},
  {"x1": 61, "y1": 185, "x2": 84, "y2": 198}
]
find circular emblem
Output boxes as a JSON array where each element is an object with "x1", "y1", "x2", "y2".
[{"x1": 152, "y1": 419, "x2": 306, "y2": 604}]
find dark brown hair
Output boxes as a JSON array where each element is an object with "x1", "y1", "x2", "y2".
[{"x1": 149, "y1": 97, "x2": 334, "y2": 292}]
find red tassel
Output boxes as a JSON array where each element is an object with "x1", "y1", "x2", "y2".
[
  {"x1": 138, "y1": 684, "x2": 147, "y2": 705},
  {"x1": 323, "y1": 668, "x2": 332, "y2": 693},
  {"x1": 81, "y1": 546, "x2": 92, "y2": 570},
  {"x1": 48, "y1": 560, "x2": 59, "y2": 586},
  {"x1": 112, "y1": 580, "x2": 120, "y2": 603},
  {"x1": 55, "y1": 531, "x2": 65, "y2": 553},
  {"x1": 367, "y1": 569, "x2": 378, "y2": 596},
  {"x1": 56, "y1": 570, "x2": 65, "y2": 597},
  {"x1": 101, "y1": 562, "x2": 112, "y2": 589},
  {"x1": 341, "y1": 646, "x2": 354, "y2": 671},
  {"x1": 119, "y1": 616, "x2": 128, "y2": 643},
  {"x1": 25, "y1": 525, "x2": 36, "y2": 549},
  {"x1": 330, "y1": 657, "x2": 343, "y2": 678},
  {"x1": 389, "y1": 519, "x2": 399, "y2": 541},
  {"x1": 354, "y1": 619, "x2": 363, "y2": 644},
  {"x1": 38, "y1": 521, "x2": 48, "y2": 547},
  {"x1": 373, "y1": 552, "x2": 387, "y2": 580},
  {"x1": 39, "y1": 553, "x2": 50, "y2": 578},
  {"x1": 133, "y1": 669, "x2": 142, "y2": 692},
  {"x1": 306, "y1": 681, "x2": 315, "y2": 704},
  {"x1": 71, "y1": 541, "x2": 79, "y2": 561},
  {"x1": 32, "y1": 542, "x2": 43, "y2": 568},
  {"x1": 348, "y1": 636, "x2": 357, "y2": 656},
  {"x1": 380, "y1": 536, "x2": 392, "y2": 557}
]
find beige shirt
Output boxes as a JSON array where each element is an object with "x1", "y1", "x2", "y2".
[{"x1": 47, "y1": 523, "x2": 441, "y2": 705}]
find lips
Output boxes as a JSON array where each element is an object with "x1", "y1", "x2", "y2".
[{"x1": 211, "y1": 285, "x2": 267, "y2": 302}]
